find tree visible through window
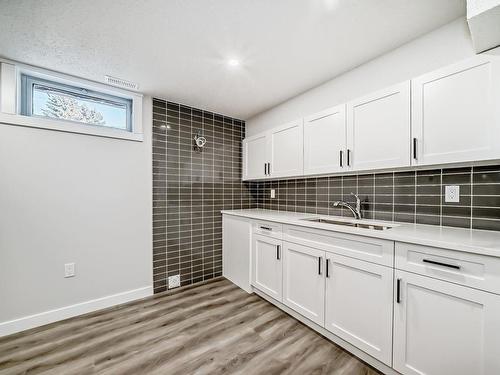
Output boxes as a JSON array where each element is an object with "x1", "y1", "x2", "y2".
[
  {"x1": 41, "y1": 93, "x2": 106, "y2": 125},
  {"x1": 21, "y1": 75, "x2": 132, "y2": 131}
]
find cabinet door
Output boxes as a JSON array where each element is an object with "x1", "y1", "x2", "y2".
[
  {"x1": 393, "y1": 270, "x2": 500, "y2": 375},
  {"x1": 242, "y1": 133, "x2": 267, "y2": 180},
  {"x1": 412, "y1": 55, "x2": 500, "y2": 166},
  {"x1": 282, "y1": 242, "x2": 325, "y2": 325},
  {"x1": 269, "y1": 120, "x2": 303, "y2": 178},
  {"x1": 324, "y1": 254, "x2": 393, "y2": 365},
  {"x1": 304, "y1": 105, "x2": 347, "y2": 175},
  {"x1": 252, "y1": 234, "x2": 283, "y2": 301},
  {"x1": 347, "y1": 81, "x2": 411, "y2": 171}
]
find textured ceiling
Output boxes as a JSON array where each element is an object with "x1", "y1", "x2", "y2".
[{"x1": 0, "y1": 0, "x2": 465, "y2": 119}]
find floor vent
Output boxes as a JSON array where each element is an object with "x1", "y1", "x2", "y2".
[{"x1": 168, "y1": 275, "x2": 181, "y2": 289}]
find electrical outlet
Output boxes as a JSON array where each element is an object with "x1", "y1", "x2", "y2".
[
  {"x1": 270, "y1": 189, "x2": 276, "y2": 199},
  {"x1": 64, "y1": 263, "x2": 75, "y2": 278},
  {"x1": 168, "y1": 274, "x2": 180, "y2": 289},
  {"x1": 445, "y1": 185, "x2": 460, "y2": 203}
]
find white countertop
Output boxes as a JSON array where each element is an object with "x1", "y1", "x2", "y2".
[{"x1": 221, "y1": 209, "x2": 500, "y2": 258}]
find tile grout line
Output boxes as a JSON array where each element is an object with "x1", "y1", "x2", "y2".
[
  {"x1": 176, "y1": 106, "x2": 181, "y2": 283},
  {"x1": 374, "y1": 173, "x2": 377, "y2": 221},
  {"x1": 471, "y1": 166, "x2": 474, "y2": 230},
  {"x1": 190, "y1": 107, "x2": 194, "y2": 285},
  {"x1": 439, "y1": 168, "x2": 443, "y2": 227},
  {"x1": 392, "y1": 172, "x2": 395, "y2": 222},
  {"x1": 166, "y1": 102, "x2": 169, "y2": 289}
]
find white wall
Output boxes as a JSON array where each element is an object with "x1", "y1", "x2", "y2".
[
  {"x1": 246, "y1": 18, "x2": 475, "y2": 135},
  {"x1": 0, "y1": 96, "x2": 153, "y2": 333}
]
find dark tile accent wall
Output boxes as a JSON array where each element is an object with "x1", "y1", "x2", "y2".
[
  {"x1": 251, "y1": 165, "x2": 500, "y2": 232},
  {"x1": 152, "y1": 99, "x2": 256, "y2": 293}
]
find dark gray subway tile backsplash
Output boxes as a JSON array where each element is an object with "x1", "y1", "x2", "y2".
[
  {"x1": 152, "y1": 99, "x2": 255, "y2": 293},
  {"x1": 250, "y1": 165, "x2": 500, "y2": 232}
]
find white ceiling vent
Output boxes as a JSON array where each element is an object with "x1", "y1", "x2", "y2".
[{"x1": 104, "y1": 75, "x2": 139, "y2": 91}]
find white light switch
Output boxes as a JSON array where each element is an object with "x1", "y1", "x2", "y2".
[
  {"x1": 64, "y1": 263, "x2": 75, "y2": 278},
  {"x1": 270, "y1": 189, "x2": 276, "y2": 199},
  {"x1": 445, "y1": 185, "x2": 460, "y2": 203}
]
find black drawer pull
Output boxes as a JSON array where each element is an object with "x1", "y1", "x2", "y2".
[
  {"x1": 423, "y1": 259, "x2": 460, "y2": 270},
  {"x1": 260, "y1": 226, "x2": 272, "y2": 231},
  {"x1": 396, "y1": 278, "x2": 402, "y2": 303}
]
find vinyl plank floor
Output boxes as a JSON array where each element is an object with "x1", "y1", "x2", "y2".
[{"x1": 0, "y1": 278, "x2": 381, "y2": 375}]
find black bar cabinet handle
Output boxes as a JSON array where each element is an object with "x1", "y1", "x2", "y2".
[
  {"x1": 260, "y1": 226, "x2": 272, "y2": 231},
  {"x1": 413, "y1": 138, "x2": 417, "y2": 159},
  {"x1": 264, "y1": 163, "x2": 267, "y2": 175},
  {"x1": 396, "y1": 278, "x2": 401, "y2": 303},
  {"x1": 347, "y1": 149, "x2": 351, "y2": 166},
  {"x1": 276, "y1": 245, "x2": 280, "y2": 260},
  {"x1": 339, "y1": 150, "x2": 343, "y2": 168},
  {"x1": 267, "y1": 162, "x2": 271, "y2": 175},
  {"x1": 318, "y1": 257, "x2": 322, "y2": 275},
  {"x1": 326, "y1": 258, "x2": 330, "y2": 278},
  {"x1": 423, "y1": 259, "x2": 460, "y2": 270}
]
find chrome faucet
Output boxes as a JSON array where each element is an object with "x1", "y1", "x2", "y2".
[{"x1": 332, "y1": 193, "x2": 362, "y2": 219}]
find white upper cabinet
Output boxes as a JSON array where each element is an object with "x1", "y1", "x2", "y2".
[
  {"x1": 347, "y1": 81, "x2": 411, "y2": 171},
  {"x1": 268, "y1": 119, "x2": 304, "y2": 179},
  {"x1": 242, "y1": 133, "x2": 267, "y2": 180},
  {"x1": 242, "y1": 55, "x2": 500, "y2": 181},
  {"x1": 412, "y1": 55, "x2": 500, "y2": 166},
  {"x1": 242, "y1": 119, "x2": 303, "y2": 180},
  {"x1": 393, "y1": 270, "x2": 500, "y2": 375},
  {"x1": 303, "y1": 105, "x2": 347, "y2": 175}
]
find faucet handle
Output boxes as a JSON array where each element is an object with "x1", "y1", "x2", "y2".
[{"x1": 351, "y1": 192, "x2": 361, "y2": 211}]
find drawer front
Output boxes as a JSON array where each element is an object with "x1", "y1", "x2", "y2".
[
  {"x1": 253, "y1": 220, "x2": 283, "y2": 239},
  {"x1": 395, "y1": 242, "x2": 500, "y2": 295},
  {"x1": 283, "y1": 225, "x2": 394, "y2": 267}
]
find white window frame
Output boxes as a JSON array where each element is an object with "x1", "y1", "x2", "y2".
[{"x1": 0, "y1": 59, "x2": 143, "y2": 141}]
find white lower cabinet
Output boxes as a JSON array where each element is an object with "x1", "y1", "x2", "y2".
[
  {"x1": 282, "y1": 242, "x2": 325, "y2": 325},
  {"x1": 393, "y1": 270, "x2": 500, "y2": 375},
  {"x1": 252, "y1": 234, "x2": 283, "y2": 301},
  {"x1": 240, "y1": 217, "x2": 500, "y2": 375},
  {"x1": 324, "y1": 253, "x2": 393, "y2": 365},
  {"x1": 222, "y1": 215, "x2": 252, "y2": 293}
]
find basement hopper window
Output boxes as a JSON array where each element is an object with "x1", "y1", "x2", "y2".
[{"x1": 20, "y1": 74, "x2": 133, "y2": 131}]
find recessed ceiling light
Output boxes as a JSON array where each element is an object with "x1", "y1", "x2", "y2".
[
  {"x1": 227, "y1": 58, "x2": 240, "y2": 67},
  {"x1": 324, "y1": 0, "x2": 341, "y2": 11}
]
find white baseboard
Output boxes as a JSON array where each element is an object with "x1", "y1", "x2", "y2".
[{"x1": 0, "y1": 285, "x2": 153, "y2": 337}]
